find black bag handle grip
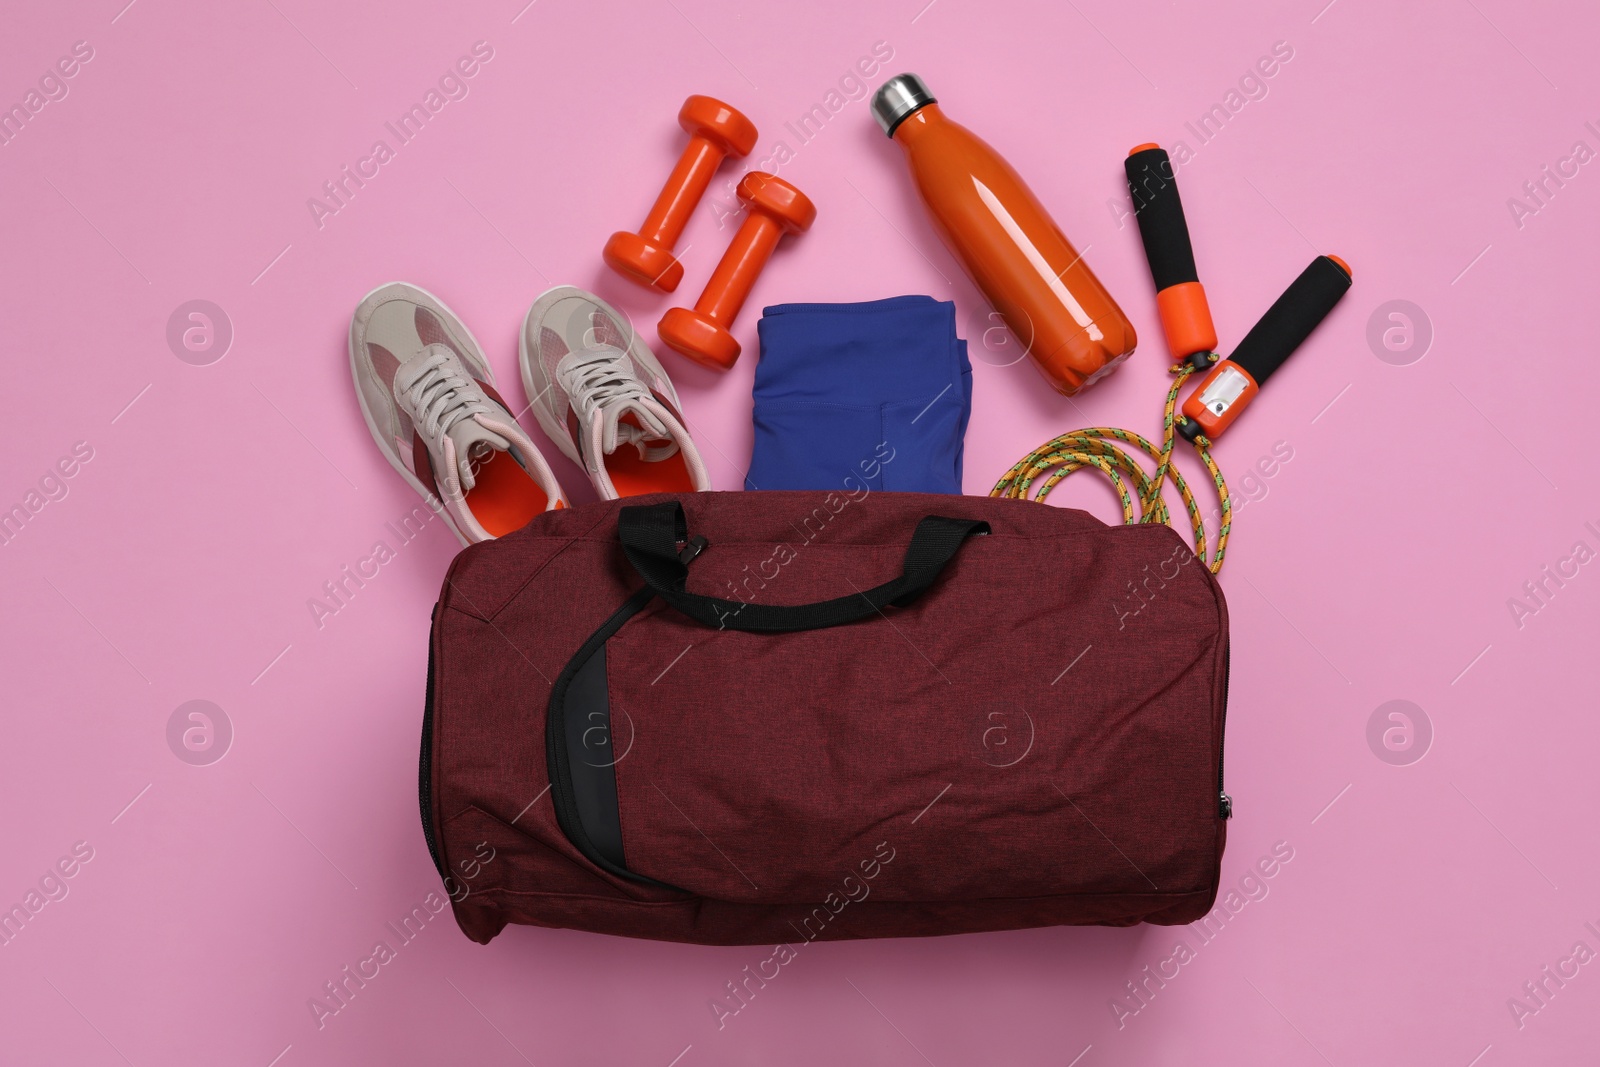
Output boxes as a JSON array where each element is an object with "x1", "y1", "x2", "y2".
[{"x1": 617, "y1": 501, "x2": 988, "y2": 633}]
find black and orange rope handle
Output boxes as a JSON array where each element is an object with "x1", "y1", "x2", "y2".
[{"x1": 992, "y1": 145, "x2": 1352, "y2": 575}]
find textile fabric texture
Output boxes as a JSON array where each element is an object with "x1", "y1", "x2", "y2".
[
  {"x1": 745, "y1": 296, "x2": 973, "y2": 494},
  {"x1": 425, "y1": 490, "x2": 1229, "y2": 945}
]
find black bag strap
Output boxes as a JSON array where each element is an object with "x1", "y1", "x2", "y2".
[{"x1": 617, "y1": 501, "x2": 989, "y2": 633}]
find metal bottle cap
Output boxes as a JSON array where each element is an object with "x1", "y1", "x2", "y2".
[{"x1": 870, "y1": 73, "x2": 936, "y2": 136}]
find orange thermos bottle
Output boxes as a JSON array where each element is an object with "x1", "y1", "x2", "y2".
[{"x1": 871, "y1": 74, "x2": 1136, "y2": 395}]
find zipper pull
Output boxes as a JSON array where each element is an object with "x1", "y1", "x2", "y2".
[
  {"x1": 678, "y1": 535, "x2": 708, "y2": 564},
  {"x1": 1218, "y1": 792, "x2": 1233, "y2": 820}
]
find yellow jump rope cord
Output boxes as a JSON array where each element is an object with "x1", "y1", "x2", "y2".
[{"x1": 989, "y1": 362, "x2": 1232, "y2": 574}]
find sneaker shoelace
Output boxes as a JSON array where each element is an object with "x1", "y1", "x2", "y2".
[
  {"x1": 557, "y1": 346, "x2": 679, "y2": 461},
  {"x1": 397, "y1": 348, "x2": 507, "y2": 491}
]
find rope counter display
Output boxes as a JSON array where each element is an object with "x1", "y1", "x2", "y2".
[{"x1": 992, "y1": 146, "x2": 1353, "y2": 575}]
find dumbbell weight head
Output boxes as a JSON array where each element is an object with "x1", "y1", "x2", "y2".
[
  {"x1": 679, "y1": 95, "x2": 759, "y2": 156},
  {"x1": 737, "y1": 171, "x2": 817, "y2": 234},
  {"x1": 603, "y1": 96, "x2": 759, "y2": 293},
  {"x1": 657, "y1": 305, "x2": 743, "y2": 371},
  {"x1": 603, "y1": 232, "x2": 687, "y2": 293}
]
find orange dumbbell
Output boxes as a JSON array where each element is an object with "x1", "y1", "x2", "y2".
[
  {"x1": 657, "y1": 172, "x2": 816, "y2": 370},
  {"x1": 603, "y1": 95, "x2": 758, "y2": 293}
]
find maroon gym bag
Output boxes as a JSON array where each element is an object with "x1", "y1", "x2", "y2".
[{"x1": 421, "y1": 490, "x2": 1230, "y2": 945}]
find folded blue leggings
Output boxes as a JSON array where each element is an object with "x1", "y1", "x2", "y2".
[{"x1": 745, "y1": 296, "x2": 972, "y2": 494}]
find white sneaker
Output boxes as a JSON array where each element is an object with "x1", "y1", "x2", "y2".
[
  {"x1": 520, "y1": 286, "x2": 711, "y2": 499},
  {"x1": 350, "y1": 282, "x2": 567, "y2": 544}
]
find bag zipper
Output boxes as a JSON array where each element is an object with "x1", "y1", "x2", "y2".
[
  {"x1": 419, "y1": 604, "x2": 445, "y2": 877},
  {"x1": 1217, "y1": 641, "x2": 1232, "y2": 820},
  {"x1": 678, "y1": 534, "x2": 708, "y2": 564}
]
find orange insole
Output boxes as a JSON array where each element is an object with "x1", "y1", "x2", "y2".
[
  {"x1": 466, "y1": 449, "x2": 550, "y2": 536},
  {"x1": 607, "y1": 413, "x2": 695, "y2": 497}
]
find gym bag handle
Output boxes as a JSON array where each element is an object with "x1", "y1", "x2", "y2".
[{"x1": 617, "y1": 501, "x2": 989, "y2": 634}]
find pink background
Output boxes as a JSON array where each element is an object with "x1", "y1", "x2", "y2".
[{"x1": 2, "y1": 0, "x2": 1596, "y2": 1063}]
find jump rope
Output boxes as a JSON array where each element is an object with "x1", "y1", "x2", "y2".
[{"x1": 990, "y1": 145, "x2": 1353, "y2": 573}]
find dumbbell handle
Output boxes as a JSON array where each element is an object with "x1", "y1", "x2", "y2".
[
  {"x1": 641, "y1": 137, "x2": 724, "y2": 248},
  {"x1": 696, "y1": 215, "x2": 782, "y2": 325},
  {"x1": 1125, "y1": 144, "x2": 1217, "y2": 359}
]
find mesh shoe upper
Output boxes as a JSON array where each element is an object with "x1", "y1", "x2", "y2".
[{"x1": 521, "y1": 286, "x2": 711, "y2": 499}]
